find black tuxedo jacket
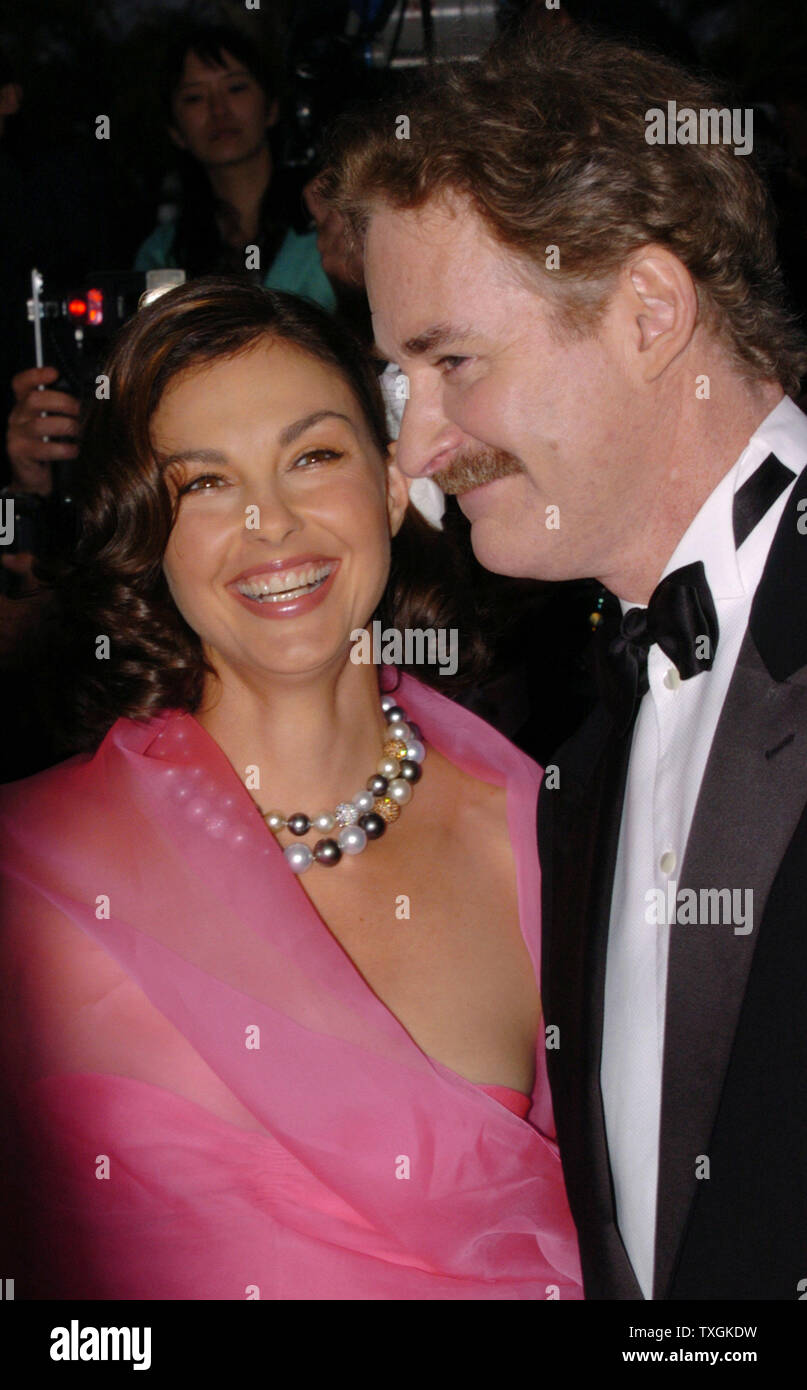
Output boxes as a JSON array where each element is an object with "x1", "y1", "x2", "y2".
[{"x1": 539, "y1": 460, "x2": 807, "y2": 1300}]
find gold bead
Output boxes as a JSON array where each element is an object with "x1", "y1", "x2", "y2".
[
  {"x1": 373, "y1": 795, "x2": 401, "y2": 823},
  {"x1": 382, "y1": 738, "x2": 408, "y2": 761},
  {"x1": 589, "y1": 610, "x2": 603, "y2": 629}
]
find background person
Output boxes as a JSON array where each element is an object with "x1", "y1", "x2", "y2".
[{"x1": 134, "y1": 21, "x2": 336, "y2": 310}]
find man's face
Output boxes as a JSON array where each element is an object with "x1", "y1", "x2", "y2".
[
  {"x1": 170, "y1": 49, "x2": 276, "y2": 170},
  {"x1": 365, "y1": 195, "x2": 650, "y2": 584}
]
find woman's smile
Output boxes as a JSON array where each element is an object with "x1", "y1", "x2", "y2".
[{"x1": 228, "y1": 557, "x2": 340, "y2": 619}]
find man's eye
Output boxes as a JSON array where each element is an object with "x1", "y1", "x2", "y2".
[
  {"x1": 292, "y1": 449, "x2": 344, "y2": 469},
  {"x1": 437, "y1": 356, "x2": 469, "y2": 374},
  {"x1": 228, "y1": 82, "x2": 248, "y2": 93}
]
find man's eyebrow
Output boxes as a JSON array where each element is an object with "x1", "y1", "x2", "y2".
[{"x1": 401, "y1": 322, "x2": 476, "y2": 357}]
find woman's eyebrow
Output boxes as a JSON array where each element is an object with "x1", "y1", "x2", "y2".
[
  {"x1": 277, "y1": 410, "x2": 356, "y2": 447},
  {"x1": 178, "y1": 69, "x2": 252, "y2": 91},
  {"x1": 160, "y1": 448, "x2": 229, "y2": 469}
]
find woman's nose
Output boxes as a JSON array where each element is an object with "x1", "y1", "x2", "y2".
[{"x1": 243, "y1": 485, "x2": 304, "y2": 544}]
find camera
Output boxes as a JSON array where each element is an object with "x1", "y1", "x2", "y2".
[{"x1": 1, "y1": 268, "x2": 184, "y2": 580}]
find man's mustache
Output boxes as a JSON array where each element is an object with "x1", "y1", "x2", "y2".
[{"x1": 431, "y1": 447, "x2": 525, "y2": 495}]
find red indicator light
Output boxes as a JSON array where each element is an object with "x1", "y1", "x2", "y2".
[
  {"x1": 68, "y1": 298, "x2": 87, "y2": 318},
  {"x1": 87, "y1": 288, "x2": 103, "y2": 326}
]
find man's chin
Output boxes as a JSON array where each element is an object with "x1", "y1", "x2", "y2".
[
  {"x1": 463, "y1": 507, "x2": 558, "y2": 580},
  {"x1": 463, "y1": 511, "x2": 519, "y2": 576}
]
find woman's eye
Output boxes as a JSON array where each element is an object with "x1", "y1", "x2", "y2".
[
  {"x1": 292, "y1": 449, "x2": 344, "y2": 469},
  {"x1": 180, "y1": 474, "x2": 227, "y2": 494},
  {"x1": 228, "y1": 83, "x2": 248, "y2": 94}
]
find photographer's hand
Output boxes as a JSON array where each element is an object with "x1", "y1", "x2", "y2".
[{"x1": 6, "y1": 366, "x2": 80, "y2": 497}]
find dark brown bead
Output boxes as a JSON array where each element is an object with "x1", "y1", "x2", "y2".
[
  {"x1": 367, "y1": 774, "x2": 388, "y2": 796},
  {"x1": 358, "y1": 812, "x2": 386, "y2": 840},
  {"x1": 313, "y1": 838, "x2": 342, "y2": 865},
  {"x1": 398, "y1": 759, "x2": 422, "y2": 783},
  {"x1": 287, "y1": 813, "x2": 311, "y2": 836}
]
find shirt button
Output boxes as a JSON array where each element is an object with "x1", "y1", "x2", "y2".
[
  {"x1": 660, "y1": 850, "x2": 677, "y2": 875},
  {"x1": 663, "y1": 666, "x2": 681, "y2": 690}
]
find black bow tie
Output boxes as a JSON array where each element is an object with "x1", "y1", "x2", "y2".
[
  {"x1": 596, "y1": 451, "x2": 793, "y2": 734},
  {"x1": 602, "y1": 561, "x2": 718, "y2": 733}
]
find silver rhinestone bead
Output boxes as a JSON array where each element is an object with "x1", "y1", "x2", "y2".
[
  {"x1": 337, "y1": 825, "x2": 368, "y2": 855},
  {"x1": 387, "y1": 777, "x2": 413, "y2": 806},
  {"x1": 353, "y1": 789, "x2": 376, "y2": 814},
  {"x1": 313, "y1": 811, "x2": 336, "y2": 833},
  {"x1": 405, "y1": 739, "x2": 426, "y2": 764},
  {"x1": 284, "y1": 842, "x2": 313, "y2": 874},
  {"x1": 335, "y1": 801, "x2": 359, "y2": 827}
]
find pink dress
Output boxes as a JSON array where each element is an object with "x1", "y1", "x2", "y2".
[{"x1": 0, "y1": 672, "x2": 582, "y2": 1300}]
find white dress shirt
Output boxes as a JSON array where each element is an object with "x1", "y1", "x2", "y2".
[{"x1": 600, "y1": 395, "x2": 807, "y2": 1298}]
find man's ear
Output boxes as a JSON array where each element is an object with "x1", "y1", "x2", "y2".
[
  {"x1": 626, "y1": 246, "x2": 699, "y2": 380},
  {"x1": 385, "y1": 441, "x2": 410, "y2": 538}
]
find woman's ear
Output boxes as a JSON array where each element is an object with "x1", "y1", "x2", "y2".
[{"x1": 385, "y1": 441, "x2": 410, "y2": 538}]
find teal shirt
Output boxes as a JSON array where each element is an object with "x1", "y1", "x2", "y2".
[{"x1": 134, "y1": 221, "x2": 337, "y2": 313}]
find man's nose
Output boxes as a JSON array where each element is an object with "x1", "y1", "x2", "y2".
[{"x1": 393, "y1": 380, "x2": 467, "y2": 480}]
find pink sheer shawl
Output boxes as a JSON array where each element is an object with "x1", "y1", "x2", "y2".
[{"x1": 0, "y1": 672, "x2": 582, "y2": 1299}]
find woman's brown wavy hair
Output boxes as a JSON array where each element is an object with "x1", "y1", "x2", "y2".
[{"x1": 33, "y1": 277, "x2": 486, "y2": 754}]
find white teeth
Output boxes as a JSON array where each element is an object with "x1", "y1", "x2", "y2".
[{"x1": 235, "y1": 563, "x2": 333, "y2": 601}]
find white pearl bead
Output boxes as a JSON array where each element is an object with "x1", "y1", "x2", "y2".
[
  {"x1": 406, "y1": 739, "x2": 426, "y2": 764},
  {"x1": 377, "y1": 756, "x2": 399, "y2": 778},
  {"x1": 353, "y1": 789, "x2": 375, "y2": 814},
  {"x1": 313, "y1": 811, "x2": 336, "y2": 832},
  {"x1": 337, "y1": 825, "x2": 367, "y2": 855},
  {"x1": 388, "y1": 778, "x2": 412, "y2": 805},
  {"x1": 386, "y1": 719, "x2": 410, "y2": 741},
  {"x1": 265, "y1": 810, "x2": 285, "y2": 832},
  {"x1": 284, "y1": 843, "x2": 313, "y2": 874},
  {"x1": 380, "y1": 694, "x2": 396, "y2": 711}
]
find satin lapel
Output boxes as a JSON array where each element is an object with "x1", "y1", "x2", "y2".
[
  {"x1": 541, "y1": 697, "x2": 643, "y2": 1297},
  {"x1": 654, "y1": 464, "x2": 807, "y2": 1297}
]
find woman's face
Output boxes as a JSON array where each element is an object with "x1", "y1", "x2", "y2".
[
  {"x1": 169, "y1": 48, "x2": 277, "y2": 170},
  {"x1": 159, "y1": 339, "x2": 409, "y2": 685}
]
